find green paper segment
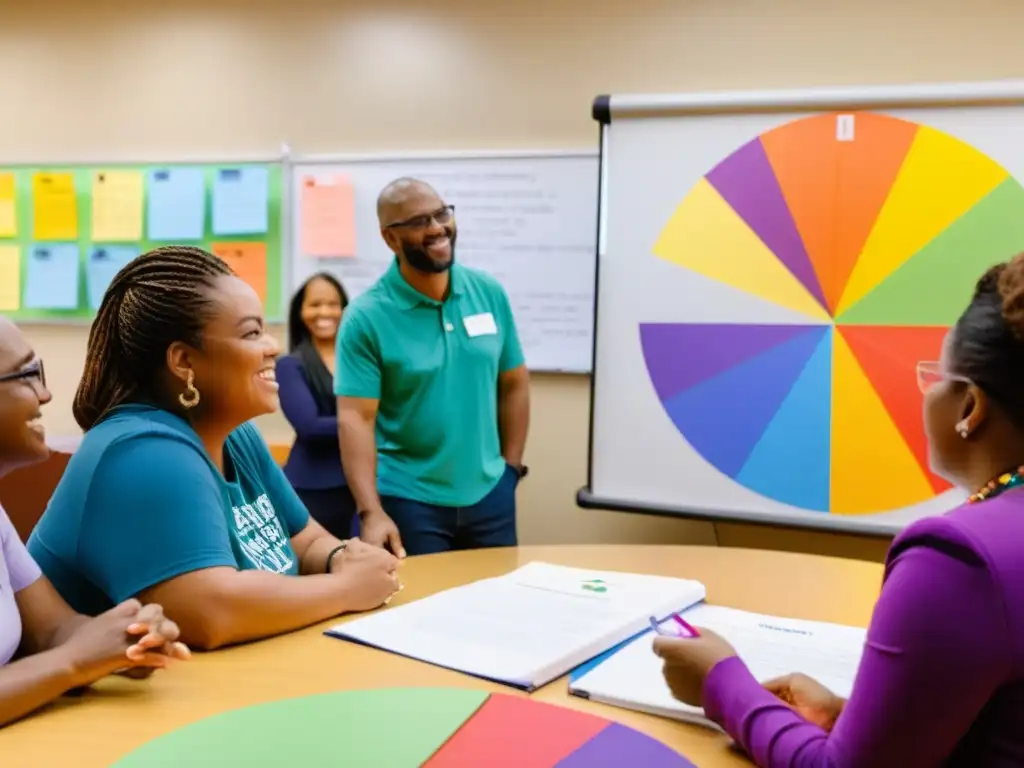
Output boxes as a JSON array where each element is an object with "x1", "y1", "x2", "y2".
[
  {"x1": 837, "y1": 178, "x2": 1024, "y2": 326},
  {"x1": 111, "y1": 688, "x2": 490, "y2": 767}
]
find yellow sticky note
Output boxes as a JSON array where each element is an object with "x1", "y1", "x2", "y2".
[
  {"x1": 0, "y1": 245, "x2": 21, "y2": 311},
  {"x1": 91, "y1": 170, "x2": 144, "y2": 241},
  {"x1": 0, "y1": 173, "x2": 16, "y2": 238},
  {"x1": 32, "y1": 172, "x2": 78, "y2": 240}
]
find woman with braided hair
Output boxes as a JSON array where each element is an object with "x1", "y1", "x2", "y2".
[
  {"x1": 652, "y1": 255, "x2": 1024, "y2": 766},
  {"x1": 28, "y1": 246, "x2": 401, "y2": 650}
]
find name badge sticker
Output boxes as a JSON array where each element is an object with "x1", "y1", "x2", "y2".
[{"x1": 464, "y1": 312, "x2": 498, "y2": 337}]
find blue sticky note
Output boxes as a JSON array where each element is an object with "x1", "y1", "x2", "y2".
[
  {"x1": 212, "y1": 167, "x2": 269, "y2": 235},
  {"x1": 24, "y1": 244, "x2": 80, "y2": 310},
  {"x1": 147, "y1": 168, "x2": 205, "y2": 241},
  {"x1": 86, "y1": 246, "x2": 139, "y2": 310}
]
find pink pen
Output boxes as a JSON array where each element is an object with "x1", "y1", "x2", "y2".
[{"x1": 649, "y1": 613, "x2": 701, "y2": 638}]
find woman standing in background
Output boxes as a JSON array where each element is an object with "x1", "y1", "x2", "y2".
[{"x1": 277, "y1": 272, "x2": 358, "y2": 539}]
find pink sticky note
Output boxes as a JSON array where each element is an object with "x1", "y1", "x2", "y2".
[{"x1": 301, "y1": 174, "x2": 356, "y2": 257}]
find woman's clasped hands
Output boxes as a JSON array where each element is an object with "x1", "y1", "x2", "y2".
[
  {"x1": 329, "y1": 538, "x2": 404, "y2": 611},
  {"x1": 59, "y1": 599, "x2": 190, "y2": 687}
]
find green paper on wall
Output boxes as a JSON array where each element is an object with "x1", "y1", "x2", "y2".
[
  {"x1": 0, "y1": 163, "x2": 284, "y2": 323},
  {"x1": 111, "y1": 688, "x2": 490, "y2": 767}
]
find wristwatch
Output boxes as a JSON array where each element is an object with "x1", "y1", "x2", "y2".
[{"x1": 511, "y1": 464, "x2": 529, "y2": 480}]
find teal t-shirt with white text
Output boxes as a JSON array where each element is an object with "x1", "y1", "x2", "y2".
[{"x1": 28, "y1": 404, "x2": 310, "y2": 616}]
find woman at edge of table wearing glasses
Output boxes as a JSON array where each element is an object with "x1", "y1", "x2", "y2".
[
  {"x1": 26, "y1": 246, "x2": 401, "y2": 652},
  {"x1": 0, "y1": 317, "x2": 189, "y2": 728},
  {"x1": 653, "y1": 254, "x2": 1024, "y2": 766}
]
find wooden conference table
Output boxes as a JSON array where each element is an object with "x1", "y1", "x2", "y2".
[{"x1": 1, "y1": 545, "x2": 884, "y2": 767}]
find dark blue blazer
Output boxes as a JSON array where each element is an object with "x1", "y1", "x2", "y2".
[{"x1": 276, "y1": 354, "x2": 346, "y2": 490}]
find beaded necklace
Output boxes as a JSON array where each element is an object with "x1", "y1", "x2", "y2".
[{"x1": 968, "y1": 465, "x2": 1024, "y2": 503}]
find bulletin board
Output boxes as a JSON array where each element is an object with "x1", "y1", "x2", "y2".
[{"x1": 0, "y1": 161, "x2": 285, "y2": 322}]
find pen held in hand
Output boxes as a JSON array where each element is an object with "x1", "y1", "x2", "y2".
[{"x1": 649, "y1": 613, "x2": 701, "y2": 638}]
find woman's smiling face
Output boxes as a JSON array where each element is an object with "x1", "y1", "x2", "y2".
[
  {"x1": 176, "y1": 275, "x2": 282, "y2": 424},
  {"x1": 0, "y1": 318, "x2": 52, "y2": 475},
  {"x1": 300, "y1": 276, "x2": 345, "y2": 343}
]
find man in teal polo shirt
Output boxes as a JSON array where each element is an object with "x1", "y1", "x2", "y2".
[{"x1": 335, "y1": 177, "x2": 531, "y2": 556}]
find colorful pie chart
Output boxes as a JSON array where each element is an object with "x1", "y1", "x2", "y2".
[
  {"x1": 641, "y1": 112, "x2": 1024, "y2": 515},
  {"x1": 111, "y1": 688, "x2": 694, "y2": 767}
]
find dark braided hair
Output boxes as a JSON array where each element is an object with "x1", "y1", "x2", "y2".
[
  {"x1": 73, "y1": 245, "x2": 233, "y2": 431},
  {"x1": 952, "y1": 253, "x2": 1024, "y2": 429}
]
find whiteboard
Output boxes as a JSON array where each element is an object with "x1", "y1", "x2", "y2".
[
  {"x1": 581, "y1": 80, "x2": 1024, "y2": 536},
  {"x1": 288, "y1": 150, "x2": 598, "y2": 373}
]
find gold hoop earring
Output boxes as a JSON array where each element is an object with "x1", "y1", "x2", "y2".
[{"x1": 179, "y1": 370, "x2": 200, "y2": 409}]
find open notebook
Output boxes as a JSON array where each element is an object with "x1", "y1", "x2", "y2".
[
  {"x1": 326, "y1": 562, "x2": 707, "y2": 691},
  {"x1": 570, "y1": 604, "x2": 867, "y2": 729}
]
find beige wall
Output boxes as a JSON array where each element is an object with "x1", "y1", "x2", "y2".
[{"x1": 4, "y1": 0, "x2": 1021, "y2": 560}]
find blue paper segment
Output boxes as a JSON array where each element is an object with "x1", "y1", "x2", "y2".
[
  {"x1": 86, "y1": 246, "x2": 139, "y2": 310},
  {"x1": 147, "y1": 168, "x2": 205, "y2": 241},
  {"x1": 736, "y1": 328, "x2": 833, "y2": 511},
  {"x1": 212, "y1": 167, "x2": 269, "y2": 236},
  {"x1": 662, "y1": 326, "x2": 829, "y2": 478},
  {"x1": 24, "y1": 244, "x2": 80, "y2": 309}
]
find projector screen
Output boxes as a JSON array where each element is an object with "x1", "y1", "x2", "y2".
[{"x1": 578, "y1": 80, "x2": 1024, "y2": 536}]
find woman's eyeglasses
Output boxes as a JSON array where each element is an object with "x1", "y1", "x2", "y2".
[
  {"x1": 916, "y1": 360, "x2": 971, "y2": 394},
  {"x1": 0, "y1": 358, "x2": 46, "y2": 389}
]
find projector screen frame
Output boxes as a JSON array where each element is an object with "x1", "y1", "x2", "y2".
[{"x1": 577, "y1": 80, "x2": 1024, "y2": 537}]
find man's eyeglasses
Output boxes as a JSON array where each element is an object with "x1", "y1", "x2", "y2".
[
  {"x1": 385, "y1": 205, "x2": 455, "y2": 230},
  {"x1": 916, "y1": 360, "x2": 971, "y2": 394},
  {"x1": 0, "y1": 359, "x2": 46, "y2": 389}
]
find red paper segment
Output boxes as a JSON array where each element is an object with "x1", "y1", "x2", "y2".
[{"x1": 423, "y1": 694, "x2": 609, "y2": 767}]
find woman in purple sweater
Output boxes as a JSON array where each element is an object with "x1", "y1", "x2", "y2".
[
  {"x1": 276, "y1": 272, "x2": 357, "y2": 539},
  {"x1": 654, "y1": 257, "x2": 1024, "y2": 766},
  {"x1": 0, "y1": 317, "x2": 188, "y2": 728}
]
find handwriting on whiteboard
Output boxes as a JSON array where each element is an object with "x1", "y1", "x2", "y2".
[{"x1": 292, "y1": 158, "x2": 598, "y2": 372}]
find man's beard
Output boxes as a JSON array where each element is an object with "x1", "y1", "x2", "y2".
[{"x1": 402, "y1": 231, "x2": 456, "y2": 274}]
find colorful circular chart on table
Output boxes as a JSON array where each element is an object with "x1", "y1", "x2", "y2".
[
  {"x1": 111, "y1": 688, "x2": 695, "y2": 767},
  {"x1": 640, "y1": 112, "x2": 1024, "y2": 515}
]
